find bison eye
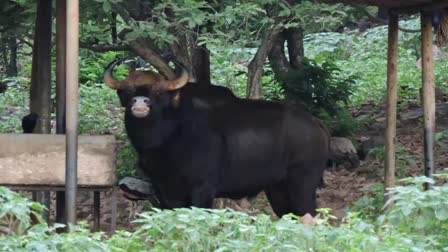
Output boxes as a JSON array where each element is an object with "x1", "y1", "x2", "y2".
[{"x1": 144, "y1": 98, "x2": 150, "y2": 104}]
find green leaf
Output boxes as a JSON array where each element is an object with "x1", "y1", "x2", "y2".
[
  {"x1": 435, "y1": 205, "x2": 448, "y2": 221},
  {"x1": 102, "y1": 1, "x2": 111, "y2": 13}
]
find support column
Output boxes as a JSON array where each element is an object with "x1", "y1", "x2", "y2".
[
  {"x1": 65, "y1": 0, "x2": 79, "y2": 231},
  {"x1": 421, "y1": 11, "x2": 436, "y2": 189},
  {"x1": 384, "y1": 11, "x2": 399, "y2": 196},
  {"x1": 56, "y1": 0, "x2": 67, "y2": 226},
  {"x1": 29, "y1": 0, "x2": 53, "y2": 222}
]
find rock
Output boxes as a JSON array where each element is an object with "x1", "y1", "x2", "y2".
[
  {"x1": 374, "y1": 116, "x2": 386, "y2": 122},
  {"x1": 236, "y1": 198, "x2": 251, "y2": 209},
  {"x1": 118, "y1": 177, "x2": 159, "y2": 207},
  {"x1": 4, "y1": 104, "x2": 20, "y2": 114},
  {"x1": 301, "y1": 213, "x2": 316, "y2": 227},
  {"x1": 400, "y1": 108, "x2": 423, "y2": 121},
  {"x1": 329, "y1": 137, "x2": 359, "y2": 170},
  {"x1": 359, "y1": 135, "x2": 385, "y2": 160}
]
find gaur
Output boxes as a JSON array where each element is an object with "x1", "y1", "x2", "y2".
[{"x1": 104, "y1": 59, "x2": 329, "y2": 217}]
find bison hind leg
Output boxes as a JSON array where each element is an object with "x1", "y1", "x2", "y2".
[
  {"x1": 286, "y1": 163, "x2": 325, "y2": 217},
  {"x1": 265, "y1": 180, "x2": 292, "y2": 218}
]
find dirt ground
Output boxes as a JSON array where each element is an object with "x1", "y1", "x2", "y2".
[{"x1": 48, "y1": 101, "x2": 448, "y2": 232}]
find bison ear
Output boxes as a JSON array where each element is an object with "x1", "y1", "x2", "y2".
[
  {"x1": 117, "y1": 90, "x2": 128, "y2": 107},
  {"x1": 171, "y1": 91, "x2": 181, "y2": 107}
]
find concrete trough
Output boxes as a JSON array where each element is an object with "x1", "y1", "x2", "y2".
[{"x1": 0, "y1": 133, "x2": 116, "y2": 188}]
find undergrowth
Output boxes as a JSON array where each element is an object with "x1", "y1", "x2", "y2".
[{"x1": 2, "y1": 175, "x2": 448, "y2": 251}]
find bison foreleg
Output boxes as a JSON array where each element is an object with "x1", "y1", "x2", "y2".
[{"x1": 191, "y1": 183, "x2": 215, "y2": 208}]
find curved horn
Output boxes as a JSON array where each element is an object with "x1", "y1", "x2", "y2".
[
  {"x1": 156, "y1": 59, "x2": 189, "y2": 90},
  {"x1": 103, "y1": 59, "x2": 126, "y2": 90}
]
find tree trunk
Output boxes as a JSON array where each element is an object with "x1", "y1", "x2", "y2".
[
  {"x1": 285, "y1": 28, "x2": 304, "y2": 69},
  {"x1": 246, "y1": 30, "x2": 277, "y2": 99},
  {"x1": 268, "y1": 28, "x2": 305, "y2": 103},
  {"x1": 7, "y1": 37, "x2": 18, "y2": 77},
  {"x1": 111, "y1": 12, "x2": 118, "y2": 44},
  {"x1": 191, "y1": 46, "x2": 211, "y2": 85},
  {"x1": 29, "y1": 0, "x2": 53, "y2": 222}
]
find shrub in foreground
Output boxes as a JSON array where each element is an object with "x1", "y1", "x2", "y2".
[{"x1": 1, "y1": 175, "x2": 448, "y2": 251}]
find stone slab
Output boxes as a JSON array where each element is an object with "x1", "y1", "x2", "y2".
[{"x1": 0, "y1": 134, "x2": 116, "y2": 187}]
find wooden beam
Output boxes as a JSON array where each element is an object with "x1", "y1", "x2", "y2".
[
  {"x1": 384, "y1": 12, "x2": 399, "y2": 195},
  {"x1": 421, "y1": 11, "x2": 436, "y2": 189}
]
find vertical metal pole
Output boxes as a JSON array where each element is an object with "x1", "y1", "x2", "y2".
[
  {"x1": 421, "y1": 11, "x2": 435, "y2": 190},
  {"x1": 65, "y1": 0, "x2": 79, "y2": 230},
  {"x1": 384, "y1": 11, "x2": 399, "y2": 198},
  {"x1": 56, "y1": 0, "x2": 67, "y2": 226}
]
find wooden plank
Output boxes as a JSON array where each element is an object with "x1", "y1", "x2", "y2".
[
  {"x1": 0, "y1": 134, "x2": 116, "y2": 187},
  {"x1": 421, "y1": 11, "x2": 436, "y2": 189},
  {"x1": 384, "y1": 12, "x2": 399, "y2": 194}
]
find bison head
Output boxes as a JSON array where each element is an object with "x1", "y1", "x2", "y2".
[{"x1": 103, "y1": 59, "x2": 188, "y2": 118}]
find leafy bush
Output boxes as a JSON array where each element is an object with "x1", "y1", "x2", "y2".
[
  {"x1": 367, "y1": 145, "x2": 416, "y2": 177},
  {"x1": 318, "y1": 107, "x2": 362, "y2": 136},
  {"x1": 381, "y1": 175, "x2": 448, "y2": 249},
  {"x1": 79, "y1": 50, "x2": 128, "y2": 87},
  {"x1": 0, "y1": 77, "x2": 31, "y2": 133},
  {"x1": 0, "y1": 187, "x2": 45, "y2": 235},
  {"x1": 349, "y1": 183, "x2": 385, "y2": 220},
  {"x1": 210, "y1": 46, "x2": 285, "y2": 100},
  {"x1": 304, "y1": 18, "x2": 448, "y2": 106},
  {"x1": 3, "y1": 175, "x2": 448, "y2": 251}
]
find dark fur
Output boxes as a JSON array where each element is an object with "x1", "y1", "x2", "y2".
[
  {"x1": 22, "y1": 112, "x2": 38, "y2": 133},
  {"x1": 118, "y1": 83, "x2": 329, "y2": 217}
]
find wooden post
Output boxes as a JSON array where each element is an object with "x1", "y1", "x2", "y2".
[
  {"x1": 384, "y1": 11, "x2": 399, "y2": 197},
  {"x1": 93, "y1": 192, "x2": 100, "y2": 231},
  {"x1": 421, "y1": 11, "x2": 435, "y2": 189},
  {"x1": 29, "y1": 0, "x2": 53, "y2": 222},
  {"x1": 66, "y1": 0, "x2": 79, "y2": 231},
  {"x1": 56, "y1": 0, "x2": 67, "y2": 226}
]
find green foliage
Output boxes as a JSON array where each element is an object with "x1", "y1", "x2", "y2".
[
  {"x1": 78, "y1": 84, "x2": 122, "y2": 134},
  {"x1": 210, "y1": 45, "x2": 284, "y2": 100},
  {"x1": 305, "y1": 18, "x2": 448, "y2": 106},
  {"x1": 4, "y1": 176, "x2": 448, "y2": 251},
  {"x1": 350, "y1": 183, "x2": 385, "y2": 220},
  {"x1": 0, "y1": 77, "x2": 30, "y2": 133},
  {"x1": 367, "y1": 145, "x2": 416, "y2": 177},
  {"x1": 383, "y1": 175, "x2": 448, "y2": 248},
  {"x1": 78, "y1": 50, "x2": 127, "y2": 87},
  {"x1": 0, "y1": 187, "x2": 45, "y2": 235},
  {"x1": 436, "y1": 129, "x2": 448, "y2": 143},
  {"x1": 318, "y1": 108, "x2": 362, "y2": 137},
  {"x1": 275, "y1": 58, "x2": 358, "y2": 136},
  {"x1": 115, "y1": 133, "x2": 139, "y2": 178},
  {"x1": 283, "y1": 59, "x2": 355, "y2": 114}
]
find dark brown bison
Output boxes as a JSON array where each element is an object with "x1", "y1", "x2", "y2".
[{"x1": 104, "y1": 59, "x2": 329, "y2": 217}]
